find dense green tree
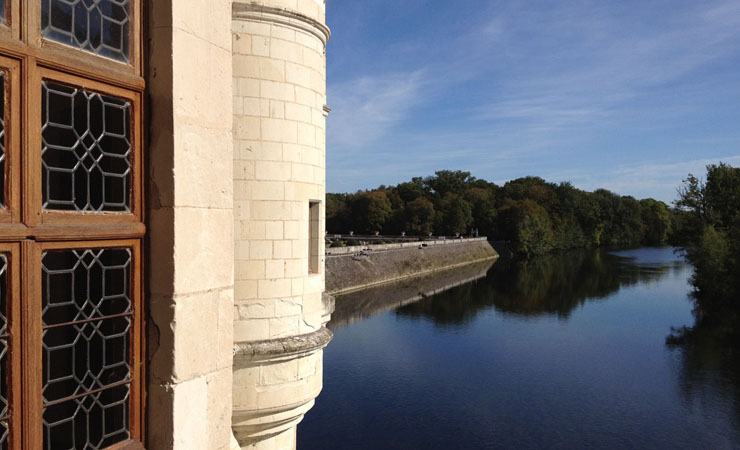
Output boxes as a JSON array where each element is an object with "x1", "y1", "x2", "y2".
[
  {"x1": 436, "y1": 193, "x2": 473, "y2": 235},
  {"x1": 673, "y1": 163, "x2": 740, "y2": 305},
  {"x1": 404, "y1": 197, "x2": 436, "y2": 235},
  {"x1": 350, "y1": 190, "x2": 392, "y2": 233}
]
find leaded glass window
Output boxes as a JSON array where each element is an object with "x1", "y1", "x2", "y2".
[
  {"x1": 42, "y1": 248, "x2": 132, "y2": 449},
  {"x1": 0, "y1": 0, "x2": 144, "y2": 447},
  {"x1": 42, "y1": 81, "x2": 132, "y2": 213},
  {"x1": 41, "y1": 0, "x2": 131, "y2": 63}
]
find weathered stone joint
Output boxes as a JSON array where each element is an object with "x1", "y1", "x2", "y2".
[{"x1": 232, "y1": 2, "x2": 331, "y2": 46}]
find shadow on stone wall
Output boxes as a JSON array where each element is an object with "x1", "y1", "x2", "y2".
[{"x1": 329, "y1": 260, "x2": 495, "y2": 330}]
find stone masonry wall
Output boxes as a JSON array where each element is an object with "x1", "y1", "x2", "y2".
[
  {"x1": 231, "y1": 0, "x2": 331, "y2": 448},
  {"x1": 326, "y1": 239, "x2": 499, "y2": 295},
  {"x1": 146, "y1": 0, "x2": 235, "y2": 448}
]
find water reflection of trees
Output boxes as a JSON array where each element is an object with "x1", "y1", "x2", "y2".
[
  {"x1": 669, "y1": 309, "x2": 740, "y2": 431},
  {"x1": 396, "y1": 249, "x2": 675, "y2": 325}
]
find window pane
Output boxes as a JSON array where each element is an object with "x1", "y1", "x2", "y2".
[
  {"x1": 41, "y1": 248, "x2": 131, "y2": 450},
  {"x1": 0, "y1": 254, "x2": 8, "y2": 450},
  {"x1": 41, "y1": 0, "x2": 131, "y2": 63},
  {"x1": 42, "y1": 81, "x2": 132, "y2": 213},
  {"x1": 0, "y1": 1, "x2": 5, "y2": 24}
]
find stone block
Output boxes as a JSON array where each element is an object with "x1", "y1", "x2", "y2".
[
  {"x1": 258, "y1": 278, "x2": 292, "y2": 298},
  {"x1": 205, "y1": 368, "x2": 233, "y2": 450},
  {"x1": 275, "y1": 297, "x2": 302, "y2": 317},
  {"x1": 260, "y1": 80, "x2": 295, "y2": 102},
  {"x1": 268, "y1": 100, "x2": 285, "y2": 118},
  {"x1": 234, "y1": 280, "x2": 258, "y2": 300},
  {"x1": 234, "y1": 115, "x2": 261, "y2": 140},
  {"x1": 232, "y1": 20, "x2": 270, "y2": 37},
  {"x1": 273, "y1": 240, "x2": 293, "y2": 259},
  {"x1": 233, "y1": 55, "x2": 261, "y2": 79},
  {"x1": 283, "y1": 221, "x2": 301, "y2": 240},
  {"x1": 265, "y1": 259, "x2": 285, "y2": 279},
  {"x1": 238, "y1": 78, "x2": 260, "y2": 97},
  {"x1": 265, "y1": 221, "x2": 284, "y2": 239},
  {"x1": 234, "y1": 160, "x2": 255, "y2": 181},
  {"x1": 291, "y1": 162, "x2": 314, "y2": 183},
  {"x1": 251, "y1": 181, "x2": 285, "y2": 200},
  {"x1": 243, "y1": 221, "x2": 266, "y2": 240},
  {"x1": 237, "y1": 300, "x2": 274, "y2": 319},
  {"x1": 291, "y1": 278, "x2": 304, "y2": 296},
  {"x1": 172, "y1": 376, "x2": 208, "y2": 449},
  {"x1": 251, "y1": 35, "x2": 271, "y2": 57},
  {"x1": 236, "y1": 259, "x2": 265, "y2": 281},
  {"x1": 232, "y1": 33, "x2": 252, "y2": 55},
  {"x1": 249, "y1": 241, "x2": 273, "y2": 260},
  {"x1": 270, "y1": 38, "x2": 303, "y2": 63},
  {"x1": 269, "y1": 316, "x2": 300, "y2": 338},
  {"x1": 259, "y1": 359, "x2": 298, "y2": 386},
  {"x1": 250, "y1": 201, "x2": 293, "y2": 220},
  {"x1": 254, "y1": 161, "x2": 292, "y2": 181},
  {"x1": 285, "y1": 62, "x2": 311, "y2": 89},
  {"x1": 234, "y1": 318, "x2": 269, "y2": 342},
  {"x1": 262, "y1": 117, "x2": 297, "y2": 143},
  {"x1": 173, "y1": 208, "x2": 233, "y2": 294},
  {"x1": 284, "y1": 259, "x2": 303, "y2": 278}
]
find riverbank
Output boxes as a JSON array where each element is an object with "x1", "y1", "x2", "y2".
[{"x1": 325, "y1": 237, "x2": 498, "y2": 294}]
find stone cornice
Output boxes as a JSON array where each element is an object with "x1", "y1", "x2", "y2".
[
  {"x1": 233, "y1": 326, "x2": 333, "y2": 364},
  {"x1": 232, "y1": 2, "x2": 331, "y2": 46}
]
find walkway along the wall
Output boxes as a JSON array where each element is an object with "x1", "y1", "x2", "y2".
[{"x1": 325, "y1": 238, "x2": 498, "y2": 295}]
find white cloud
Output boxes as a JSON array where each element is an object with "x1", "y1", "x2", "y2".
[{"x1": 328, "y1": 71, "x2": 427, "y2": 152}]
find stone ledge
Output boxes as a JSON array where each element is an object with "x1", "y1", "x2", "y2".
[
  {"x1": 232, "y1": 2, "x2": 331, "y2": 46},
  {"x1": 233, "y1": 326, "x2": 333, "y2": 363}
]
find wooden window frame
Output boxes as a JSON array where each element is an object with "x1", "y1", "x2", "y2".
[
  {"x1": 23, "y1": 239, "x2": 144, "y2": 450},
  {"x1": 0, "y1": 0, "x2": 22, "y2": 41},
  {"x1": 24, "y1": 66, "x2": 144, "y2": 236},
  {"x1": 26, "y1": 0, "x2": 142, "y2": 79},
  {"x1": 0, "y1": 1, "x2": 148, "y2": 448},
  {"x1": 0, "y1": 54, "x2": 21, "y2": 226},
  {"x1": 0, "y1": 242, "x2": 21, "y2": 450}
]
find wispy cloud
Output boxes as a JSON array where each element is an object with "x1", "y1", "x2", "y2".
[
  {"x1": 328, "y1": 71, "x2": 427, "y2": 152},
  {"x1": 546, "y1": 155, "x2": 740, "y2": 203},
  {"x1": 326, "y1": 0, "x2": 740, "y2": 196}
]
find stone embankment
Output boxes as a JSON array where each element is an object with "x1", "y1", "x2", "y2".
[
  {"x1": 329, "y1": 259, "x2": 495, "y2": 329},
  {"x1": 325, "y1": 237, "x2": 498, "y2": 295}
]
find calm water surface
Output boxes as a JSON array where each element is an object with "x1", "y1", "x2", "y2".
[{"x1": 299, "y1": 247, "x2": 740, "y2": 449}]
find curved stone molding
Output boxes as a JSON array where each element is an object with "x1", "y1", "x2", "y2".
[
  {"x1": 233, "y1": 327, "x2": 333, "y2": 364},
  {"x1": 233, "y1": 2, "x2": 331, "y2": 46}
]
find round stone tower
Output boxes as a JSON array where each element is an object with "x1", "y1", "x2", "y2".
[{"x1": 231, "y1": 0, "x2": 331, "y2": 448}]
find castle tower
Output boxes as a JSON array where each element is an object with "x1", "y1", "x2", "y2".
[{"x1": 231, "y1": 1, "x2": 332, "y2": 448}]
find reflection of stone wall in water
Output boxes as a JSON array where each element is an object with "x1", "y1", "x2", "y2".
[
  {"x1": 326, "y1": 239, "x2": 498, "y2": 294},
  {"x1": 330, "y1": 260, "x2": 496, "y2": 329}
]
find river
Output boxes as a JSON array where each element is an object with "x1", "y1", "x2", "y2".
[{"x1": 298, "y1": 247, "x2": 740, "y2": 449}]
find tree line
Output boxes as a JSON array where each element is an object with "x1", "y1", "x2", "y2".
[
  {"x1": 327, "y1": 170, "x2": 672, "y2": 256},
  {"x1": 669, "y1": 163, "x2": 740, "y2": 346}
]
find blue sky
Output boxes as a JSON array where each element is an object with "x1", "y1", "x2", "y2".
[{"x1": 324, "y1": 0, "x2": 740, "y2": 203}]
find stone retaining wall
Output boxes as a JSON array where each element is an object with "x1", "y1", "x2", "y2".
[{"x1": 326, "y1": 238, "x2": 498, "y2": 294}]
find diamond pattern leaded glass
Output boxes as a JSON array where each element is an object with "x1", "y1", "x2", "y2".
[
  {"x1": 42, "y1": 248, "x2": 131, "y2": 450},
  {"x1": 41, "y1": 0, "x2": 131, "y2": 63},
  {"x1": 42, "y1": 81, "x2": 131, "y2": 213},
  {"x1": 0, "y1": 254, "x2": 8, "y2": 450}
]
